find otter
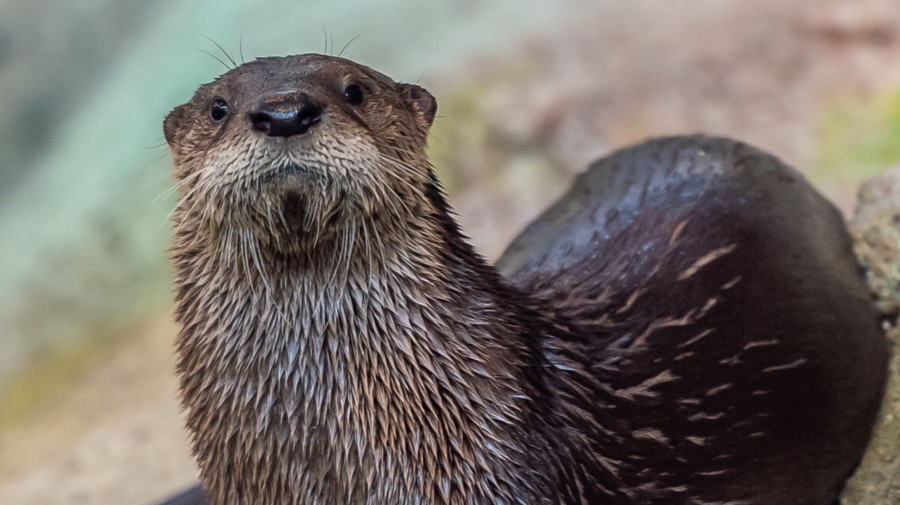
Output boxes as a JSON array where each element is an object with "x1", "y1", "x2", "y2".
[{"x1": 158, "y1": 54, "x2": 888, "y2": 505}]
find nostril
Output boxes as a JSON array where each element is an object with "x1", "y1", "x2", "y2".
[
  {"x1": 300, "y1": 103, "x2": 322, "y2": 125},
  {"x1": 248, "y1": 111, "x2": 273, "y2": 134}
]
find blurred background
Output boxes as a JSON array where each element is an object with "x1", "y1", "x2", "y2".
[{"x1": 1, "y1": 0, "x2": 899, "y2": 503}]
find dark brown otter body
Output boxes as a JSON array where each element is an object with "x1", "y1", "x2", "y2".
[{"x1": 159, "y1": 54, "x2": 888, "y2": 505}]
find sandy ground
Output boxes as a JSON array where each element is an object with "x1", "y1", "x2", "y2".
[{"x1": 0, "y1": 317, "x2": 197, "y2": 505}]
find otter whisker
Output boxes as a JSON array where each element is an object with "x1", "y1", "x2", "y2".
[
  {"x1": 380, "y1": 145, "x2": 433, "y2": 170},
  {"x1": 152, "y1": 166, "x2": 201, "y2": 202},
  {"x1": 321, "y1": 26, "x2": 331, "y2": 56},
  {"x1": 383, "y1": 144, "x2": 430, "y2": 164},
  {"x1": 337, "y1": 217, "x2": 355, "y2": 290},
  {"x1": 163, "y1": 161, "x2": 220, "y2": 221},
  {"x1": 245, "y1": 227, "x2": 272, "y2": 294},
  {"x1": 275, "y1": 202, "x2": 291, "y2": 238},
  {"x1": 158, "y1": 168, "x2": 205, "y2": 202},
  {"x1": 237, "y1": 227, "x2": 254, "y2": 292},
  {"x1": 375, "y1": 156, "x2": 437, "y2": 217},
  {"x1": 263, "y1": 200, "x2": 278, "y2": 244},
  {"x1": 338, "y1": 32, "x2": 367, "y2": 58},
  {"x1": 376, "y1": 154, "x2": 424, "y2": 190},
  {"x1": 197, "y1": 48, "x2": 234, "y2": 71},
  {"x1": 369, "y1": 158, "x2": 419, "y2": 215},
  {"x1": 167, "y1": 174, "x2": 213, "y2": 227},
  {"x1": 223, "y1": 224, "x2": 235, "y2": 265},
  {"x1": 344, "y1": 217, "x2": 357, "y2": 287},
  {"x1": 203, "y1": 35, "x2": 238, "y2": 69},
  {"x1": 360, "y1": 217, "x2": 373, "y2": 281},
  {"x1": 170, "y1": 187, "x2": 210, "y2": 236},
  {"x1": 370, "y1": 174, "x2": 406, "y2": 220},
  {"x1": 369, "y1": 213, "x2": 388, "y2": 268},
  {"x1": 310, "y1": 205, "x2": 323, "y2": 248}
]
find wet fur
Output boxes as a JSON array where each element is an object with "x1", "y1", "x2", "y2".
[{"x1": 161, "y1": 55, "x2": 888, "y2": 505}]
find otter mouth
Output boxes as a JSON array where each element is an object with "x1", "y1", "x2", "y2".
[
  {"x1": 262, "y1": 163, "x2": 323, "y2": 184},
  {"x1": 281, "y1": 164, "x2": 314, "y2": 176}
]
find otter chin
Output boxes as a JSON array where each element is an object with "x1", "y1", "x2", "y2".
[{"x1": 160, "y1": 54, "x2": 888, "y2": 505}]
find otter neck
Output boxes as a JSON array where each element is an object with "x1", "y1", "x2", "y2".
[{"x1": 173, "y1": 193, "x2": 545, "y2": 504}]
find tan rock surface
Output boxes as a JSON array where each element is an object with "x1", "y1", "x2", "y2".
[
  {"x1": 0, "y1": 317, "x2": 196, "y2": 505},
  {"x1": 844, "y1": 167, "x2": 900, "y2": 504}
]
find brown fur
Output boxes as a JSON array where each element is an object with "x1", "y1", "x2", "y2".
[{"x1": 163, "y1": 55, "x2": 888, "y2": 505}]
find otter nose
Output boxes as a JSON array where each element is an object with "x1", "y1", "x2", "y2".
[{"x1": 247, "y1": 93, "x2": 323, "y2": 138}]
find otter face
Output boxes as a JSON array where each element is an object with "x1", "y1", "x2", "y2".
[{"x1": 163, "y1": 54, "x2": 437, "y2": 251}]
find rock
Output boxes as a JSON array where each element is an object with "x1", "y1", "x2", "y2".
[
  {"x1": 843, "y1": 167, "x2": 900, "y2": 504},
  {"x1": 852, "y1": 165, "x2": 900, "y2": 316}
]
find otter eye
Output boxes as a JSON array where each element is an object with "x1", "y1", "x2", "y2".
[
  {"x1": 343, "y1": 84, "x2": 365, "y2": 106},
  {"x1": 210, "y1": 98, "x2": 229, "y2": 121}
]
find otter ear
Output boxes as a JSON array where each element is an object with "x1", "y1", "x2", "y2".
[
  {"x1": 163, "y1": 103, "x2": 190, "y2": 146},
  {"x1": 398, "y1": 83, "x2": 437, "y2": 129}
]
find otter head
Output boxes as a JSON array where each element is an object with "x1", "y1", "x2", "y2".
[{"x1": 163, "y1": 54, "x2": 437, "y2": 254}]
